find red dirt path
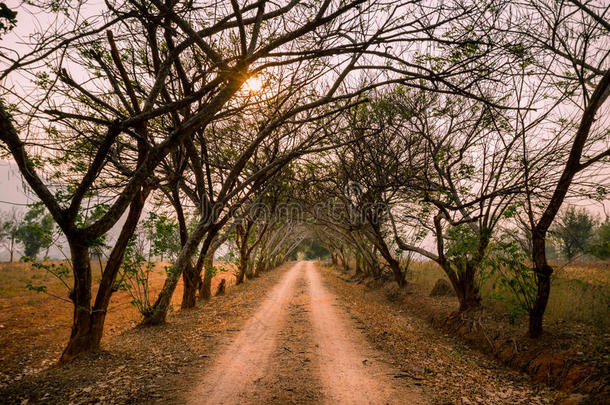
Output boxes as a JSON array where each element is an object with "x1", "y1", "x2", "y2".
[{"x1": 188, "y1": 261, "x2": 425, "y2": 404}]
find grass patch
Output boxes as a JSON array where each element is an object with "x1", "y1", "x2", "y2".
[
  {"x1": 545, "y1": 277, "x2": 610, "y2": 329},
  {"x1": 405, "y1": 260, "x2": 610, "y2": 329}
]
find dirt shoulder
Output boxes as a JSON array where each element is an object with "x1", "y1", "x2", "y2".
[
  {"x1": 394, "y1": 264, "x2": 608, "y2": 403},
  {"x1": 0, "y1": 263, "x2": 290, "y2": 405},
  {"x1": 318, "y1": 263, "x2": 559, "y2": 405}
]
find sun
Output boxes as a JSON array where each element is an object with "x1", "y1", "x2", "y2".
[{"x1": 244, "y1": 75, "x2": 263, "y2": 93}]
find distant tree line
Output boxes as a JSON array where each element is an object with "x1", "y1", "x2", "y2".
[
  {"x1": 552, "y1": 206, "x2": 610, "y2": 261},
  {"x1": 0, "y1": 204, "x2": 55, "y2": 261}
]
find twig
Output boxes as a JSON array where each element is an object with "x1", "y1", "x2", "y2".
[
  {"x1": 391, "y1": 373, "x2": 425, "y2": 380},
  {"x1": 478, "y1": 317, "x2": 496, "y2": 353}
]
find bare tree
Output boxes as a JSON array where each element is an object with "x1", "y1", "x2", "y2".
[{"x1": 491, "y1": 0, "x2": 610, "y2": 337}]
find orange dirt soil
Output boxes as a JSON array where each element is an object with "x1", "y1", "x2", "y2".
[{"x1": 0, "y1": 261, "x2": 236, "y2": 383}]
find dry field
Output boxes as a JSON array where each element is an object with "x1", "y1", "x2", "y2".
[
  {"x1": 0, "y1": 260, "x2": 236, "y2": 385},
  {"x1": 406, "y1": 260, "x2": 610, "y2": 330}
]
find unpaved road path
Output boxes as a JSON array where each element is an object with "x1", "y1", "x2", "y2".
[{"x1": 189, "y1": 261, "x2": 426, "y2": 404}]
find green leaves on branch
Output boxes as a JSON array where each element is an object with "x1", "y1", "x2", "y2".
[
  {"x1": 482, "y1": 238, "x2": 536, "y2": 325},
  {"x1": 205, "y1": 263, "x2": 227, "y2": 279},
  {"x1": 25, "y1": 282, "x2": 47, "y2": 293},
  {"x1": 142, "y1": 212, "x2": 180, "y2": 261},
  {"x1": 445, "y1": 225, "x2": 479, "y2": 271},
  {"x1": 25, "y1": 262, "x2": 72, "y2": 303},
  {"x1": 115, "y1": 235, "x2": 155, "y2": 317},
  {"x1": 0, "y1": 3, "x2": 16, "y2": 34}
]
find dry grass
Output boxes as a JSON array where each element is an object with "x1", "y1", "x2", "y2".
[
  {"x1": 405, "y1": 260, "x2": 610, "y2": 329},
  {"x1": 0, "y1": 260, "x2": 236, "y2": 384},
  {"x1": 553, "y1": 260, "x2": 610, "y2": 285}
]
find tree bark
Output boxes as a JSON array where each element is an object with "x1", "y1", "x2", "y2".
[
  {"x1": 373, "y1": 229, "x2": 405, "y2": 287},
  {"x1": 236, "y1": 261, "x2": 247, "y2": 285},
  {"x1": 342, "y1": 251, "x2": 350, "y2": 272},
  {"x1": 181, "y1": 262, "x2": 198, "y2": 309},
  {"x1": 199, "y1": 259, "x2": 214, "y2": 301},
  {"x1": 254, "y1": 255, "x2": 267, "y2": 275},
  {"x1": 355, "y1": 253, "x2": 362, "y2": 275},
  {"x1": 60, "y1": 187, "x2": 149, "y2": 363},
  {"x1": 457, "y1": 271, "x2": 481, "y2": 311},
  {"x1": 235, "y1": 221, "x2": 252, "y2": 285},
  {"x1": 168, "y1": 182, "x2": 200, "y2": 310},
  {"x1": 388, "y1": 257, "x2": 406, "y2": 287},
  {"x1": 528, "y1": 263, "x2": 551, "y2": 338},
  {"x1": 141, "y1": 217, "x2": 211, "y2": 325},
  {"x1": 198, "y1": 237, "x2": 219, "y2": 301},
  {"x1": 60, "y1": 242, "x2": 93, "y2": 363},
  {"x1": 215, "y1": 279, "x2": 226, "y2": 296},
  {"x1": 249, "y1": 243, "x2": 261, "y2": 278},
  {"x1": 443, "y1": 263, "x2": 481, "y2": 312},
  {"x1": 528, "y1": 69, "x2": 610, "y2": 337}
]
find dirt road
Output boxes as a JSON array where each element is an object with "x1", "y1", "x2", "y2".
[{"x1": 189, "y1": 261, "x2": 426, "y2": 404}]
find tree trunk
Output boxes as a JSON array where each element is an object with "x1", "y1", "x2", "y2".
[
  {"x1": 342, "y1": 252, "x2": 349, "y2": 272},
  {"x1": 249, "y1": 243, "x2": 261, "y2": 278},
  {"x1": 60, "y1": 187, "x2": 148, "y2": 363},
  {"x1": 254, "y1": 255, "x2": 266, "y2": 275},
  {"x1": 60, "y1": 242, "x2": 94, "y2": 363},
  {"x1": 181, "y1": 262, "x2": 198, "y2": 309},
  {"x1": 236, "y1": 228, "x2": 250, "y2": 285},
  {"x1": 216, "y1": 279, "x2": 226, "y2": 296},
  {"x1": 141, "y1": 218, "x2": 211, "y2": 325},
  {"x1": 235, "y1": 222, "x2": 249, "y2": 285},
  {"x1": 355, "y1": 253, "x2": 362, "y2": 274},
  {"x1": 200, "y1": 264, "x2": 214, "y2": 301},
  {"x1": 245, "y1": 259, "x2": 255, "y2": 279},
  {"x1": 388, "y1": 257, "x2": 406, "y2": 288},
  {"x1": 250, "y1": 263, "x2": 259, "y2": 278},
  {"x1": 456, "y1": 280, "x2": 481, "y2": 312},
  {"x1": 375, "y1": 233, "x2": 405, "y2": 287},
  {"x1": 254, "y1": 235, "x2": 269, "y2": 275},
  {"x1": 529, "y1": 268, "x2": 551, "y2": 338},
  {"x1": 446, "y1": 264, "x2": 480, "y2": 312},
  {"x1": 236, "y1": 262, "x2": 246, "y2": 285},
  {"x1": 170, "y1": 183, "x2": 199, "y2": 310},
  {"x1": 529, "y1": 232, "x2": 553, "y2": 337},
  {"x1": 198, "y1": 242, "x2": 218, "y2": 301},
  {"x1": 527, "y1": 69, "x2": 610, "y2": 337},
  {"x1": 439, "y1": 260, "x2": 481, "y2": 312}
]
